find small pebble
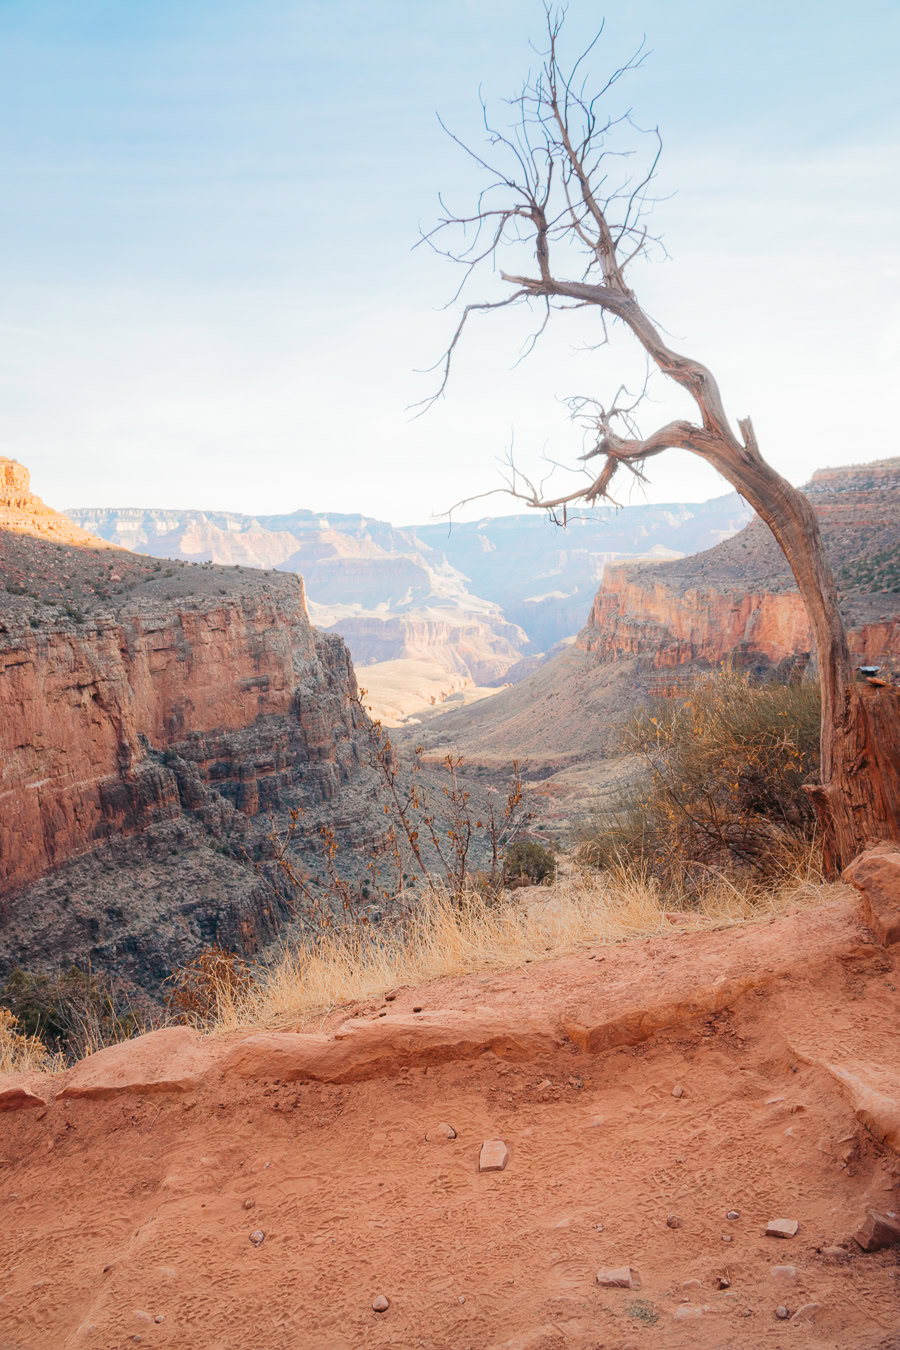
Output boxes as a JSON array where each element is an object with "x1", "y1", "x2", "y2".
[
  {"x1": 242, "y1": 1199, "x2": 255, "y2": 1210},
  {"x1": 372, "y1": 1295, "x2": 390, "y2": 1313},
  {"x1": 767, "y1": 1218, "x2": 799, "y2": 1239},
  {"x1": 721, "y1": 1234, "x2": 733, "y2": 1243},
  {"x1": 726, "y1": 1210, "x2": 740, "y2": 1220},
  {"x1": 775, "y1": 1305, "x2": 790, "y2": 1320},
  {"x1": 249, "y1": 1230, "x2": 265, "y2": 1247},
  {"x1": 154, "y1": 1316, "x2": 165, "y2": 1325},
  {"x1": 666, "y1": 1215, "x2": 682, "y2": 1229},
  {"x1": 717, "y1": 1276, "x2": 731, "y2": 1290},
  {"x1": 672, "y1": 1085, "x2": 685, "y2": 1099},
  {"x1": 412, "y1": 1006, "x2": 423, "y2": 1013},
  {"x1": 458, "y1": 1295, "x2": 466, "y2": 1305}
]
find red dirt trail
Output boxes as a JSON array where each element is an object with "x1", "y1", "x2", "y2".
[{"x1": 2, "y1": 898, "x2": 899, "y2": 1350}]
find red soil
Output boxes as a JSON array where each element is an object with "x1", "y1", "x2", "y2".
[{"x1": 2, "y1": 899, "x2": 900, "y2": 1350}]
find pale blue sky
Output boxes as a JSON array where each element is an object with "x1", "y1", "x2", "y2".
[{"x1": 2, "y1": 1, "x2": 898, "y2": 522}]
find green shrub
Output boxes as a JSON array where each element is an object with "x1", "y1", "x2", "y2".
[
  {"x1": 503, "y1": 839, "x2": 557, "y2": 887},
  {"x1": 578, "y1": 672, "x2": 821, "y2": 886}
]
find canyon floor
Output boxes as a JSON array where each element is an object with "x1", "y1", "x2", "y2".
[{"x1": 3, "y1": 896, "x2": 900, "y2": 1350}]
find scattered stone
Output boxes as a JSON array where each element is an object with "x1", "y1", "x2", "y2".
[
  {"x1": 726, "y1": 1210, "x2": 740, "y2": 1220},
  {"x1": 721, "y1": 1234, "x2": 733, "y2": 1243},
  {"x1": 717, "y1": 1276, "x2": 731, "y2": 1290},
  {"x1": 384, "y1": 992, "x2": 396, "y2": 1001},
  {"x1": 766, "y1": 1096, "x2": 785, "y2": 1105},
  {"x1": 792, "y1": 1303, "x2": 821, "y2": 1323},
  {"x1": 854, "y1": 1210, "x2": 900, "y2": 1252},
  {"x1": 425, "y1": 1122, "x2": 457, "y2": 1142},
  {"x1": 775, "y1": 1305, "x2": 790, "y2": 1320},
  {"x1": 134, "y1": 1312, "x2": 151, "y2": 1323},
  {"x1": 671, "y1": 1085, "x2": 685, "y2": 1099},
  {"x1": 536, "y1": 1079, "x2": 553, "y2": 1092},
  {"x1": 681, "y1": 1279, "x2": 704, "y2": 1291},
  {"x1": 674, "y1": 1305, "x2": 709, "y2": 1320},
  {"x1": 770, "y1": 1265, "x2": 798, "y2": 1282},
  {"x1": 666, "y1": 1215, "x2": 682, "y2": 1229},
  {"x1": 479, "y1": 1139, "x2": 509, "y2": 1172},
  {"x1": 249, "y1": 1230, "x2": 265, "y2": 1246},
  {"x1": 819, "y1": 1244, "x2": 848, "y2": 1258},
  {"x1": 458, "y1": 1295, "x2": 466, "y2": 1305},
  {"x1": 767, "y1": 1218, "x2": 799, "y2": 1239},
  {"x1": 154, "y1": 1316, "x2": 165, "y2": 1324},
  {"x1": 596, "y1": 1267, "x2": 633, "y2": 1288},
  {"x1": 372, "y1": 1295, "x2": 390, "y2": 1313},
  {"x1": 594, "y1": 1223, "x2": 604, "y2": 1233},
  {"x1": 242, "y1": 1199, "x2": 255, "y2": 1210},
  {"x1": 412, "y1": 1006, "x2": 423, "y2": 1013}
]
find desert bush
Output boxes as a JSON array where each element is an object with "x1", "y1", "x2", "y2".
[
  {"x1": 0, "y1": 965, "x2": 139, "y2": 1061},
  {"x1": 503, "y1": 839, "x2": 557, "y2": 887},
  {"x1": 165, "y1": 945, "x2": 254, "y2": 1027},
  {"x1": 578, "y1": 673, "x2": 821, "y2": 887}
]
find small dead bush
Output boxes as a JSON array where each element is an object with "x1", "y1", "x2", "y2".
[
  {"x1": 165, "y1": 945, "x2": 255, "y2": 1027},
  {"x1": 0, "y1": 1006, "x2": 61, "y2": 1074}
]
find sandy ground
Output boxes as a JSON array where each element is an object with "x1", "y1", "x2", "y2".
[{"x1": 2, "y1": 905, "x2": 900, "y2": 1350}]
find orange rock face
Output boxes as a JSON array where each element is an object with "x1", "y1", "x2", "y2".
[
  {"x1": 578, "y1": 458, "x2": 900, "y2": 674},
  {"x1": 0, "y1": 459, "x2": 364, "y2": 897}
]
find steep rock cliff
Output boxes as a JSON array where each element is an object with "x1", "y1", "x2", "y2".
[
  {"x1": 578, "y1": 458, "x2": 900, "y2": 674},
  {"x1": 0, "y1": 461, "x2": 369, "y2": 987}
]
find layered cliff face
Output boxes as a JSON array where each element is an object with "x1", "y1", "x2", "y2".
[
  {"x1": 578, "y1": 458, "x2": 900, "y2": 674},
  {"x1": 0, "y1": 460, "x2": 369, "y2": 987}
]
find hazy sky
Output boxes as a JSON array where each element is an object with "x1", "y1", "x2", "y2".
[{"x1": 2, "y1": 1, "x2": 898, "y2": 524}]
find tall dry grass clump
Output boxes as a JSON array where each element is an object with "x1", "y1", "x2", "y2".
[
  {"x1": 0, "y1": 1006, "x2": 63, "y2": 1074},
  {"x1": 200, "y1": 850, "x2": 837, "y2": 1034},
  {"x1": 577, "y1": 672, "x2": 822, "y2": 886}
]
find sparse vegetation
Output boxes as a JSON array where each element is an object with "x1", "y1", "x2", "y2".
[
  {"x1": 0, "y1": 1006, "x2": 62, "y2": 1074},
  {"x1": 192, "y1": 861, "x2": 836, "y2": 1035},
  {"x1": 0, "y1": 965, "x2": 141, "y2": 1062},
  {"x1": 577, "y1": 673, "x2": 821, "y2": 888}
]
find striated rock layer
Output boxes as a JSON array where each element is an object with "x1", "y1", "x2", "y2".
[
  {"x1": 578, "y1": 457, "x2": 900, "y2": 675},
  {"x1": 0, "y1": 460, "x2": 369, "y2": 985}
]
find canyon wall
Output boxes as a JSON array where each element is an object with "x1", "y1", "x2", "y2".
[
  {"x1": 578, "y1": 458, "x2": 900, "y2": 675},
  {"x1": 0, "y1": 460, "x2": 370, "y2": 985}
]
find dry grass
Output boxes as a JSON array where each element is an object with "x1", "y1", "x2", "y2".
[
  {"x1": 0, "y1": 1007, "x2": 65, "y2": 1075},
  {"x1": 209, "y1": 850, "x2": 841, "y2": 1034}
]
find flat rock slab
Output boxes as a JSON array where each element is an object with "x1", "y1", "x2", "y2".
[
  {"x1": 57, "y1": 1026, "x2": 212, "y2": 1100},
  {"x1": 766, "y1": 1218, "x2": 799, "y2": 1239},
  {"x1": 220, "y1": 1012, "x2": 559, "y2": 1085},
  {"x1": 596, "y1": 1267, "x2": 633, "y2": 1288},
  {"x1": 844, "y1": 846, "x2": 900, "y2": 945},
  {"x1": 479, "y1": 1139, "x2": 509, "y2": 1172},
  {"x1": 0, "y1": 1072, "x2": 51, "y2": 1112}
]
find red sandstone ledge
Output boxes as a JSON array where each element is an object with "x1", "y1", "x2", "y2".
[{"x1": 4, "y1": 895, "x2": 893, "y2": 1121}]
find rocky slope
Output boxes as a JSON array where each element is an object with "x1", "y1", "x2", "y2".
[
  {"x1": 0, "y1": 461, "x2": 372, "y2": 989},
  {"x1": 578, "y1": 458, "x2": 900, "y2": 676}
]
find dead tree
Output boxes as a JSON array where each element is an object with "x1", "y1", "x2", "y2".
[{"x1": 418, "y1": 7, "x2": 900, "y2": 875}]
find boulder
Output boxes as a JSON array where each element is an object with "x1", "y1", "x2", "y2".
[
  {"x1": 57, "y1": 1027, "x2": 213, "y2": 1100},
  {"x1": 843, "y1": 846, "x2": 900, "y2": 945}
]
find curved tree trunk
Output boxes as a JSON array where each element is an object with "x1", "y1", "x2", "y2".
[{"x1": 704, "y1": 423, "x2": 900, "y2": 875}]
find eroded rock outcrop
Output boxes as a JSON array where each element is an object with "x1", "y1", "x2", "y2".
[{"x1": 0, "y1": 460, "x2": 369, "y2": 985}]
